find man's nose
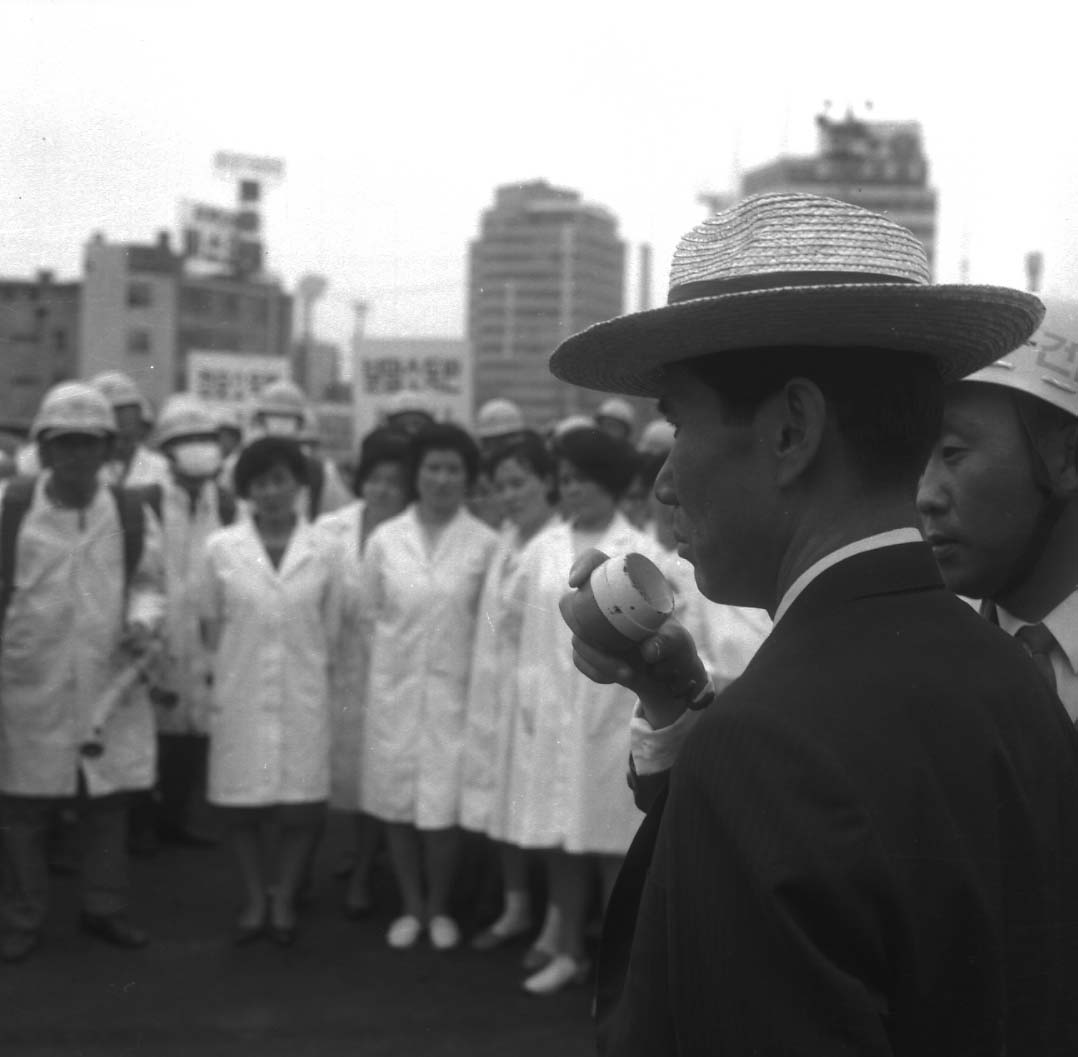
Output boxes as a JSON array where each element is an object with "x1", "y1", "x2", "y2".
[
  {"x1": 654, "y1": 458, "x2": 676, "y2": 506},
  {"x1": 915, "y1": 457, "x2": 946, "y2": 516}
]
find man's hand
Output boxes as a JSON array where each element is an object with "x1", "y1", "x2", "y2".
[{"x1": 560, "y1": 549, "x2": 712, "y2": 730}]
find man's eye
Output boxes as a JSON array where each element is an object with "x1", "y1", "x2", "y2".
[{"x1": 940, "y1": 445, "x2": 966, "y2": 461}]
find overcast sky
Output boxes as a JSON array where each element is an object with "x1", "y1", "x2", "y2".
[{"x1": 2, "y1": 0, "x2": 1076, "y2": 360}]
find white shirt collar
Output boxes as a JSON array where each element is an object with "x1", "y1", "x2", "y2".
[
  {"x1": 773, "y1": 528, "x2": 924, "y2": 625},
  {"x1": 996, "y1": 590, "x2": 1078, "y2": 676}
]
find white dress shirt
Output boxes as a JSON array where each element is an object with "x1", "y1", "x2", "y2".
[{"x1": 996, "y1": 592, "x2": 1078, "y2": 724}]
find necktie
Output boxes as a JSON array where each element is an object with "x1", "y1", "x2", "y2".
[{"x1": 1014, "y1": 622, "x2": 1059, "y2": 694}]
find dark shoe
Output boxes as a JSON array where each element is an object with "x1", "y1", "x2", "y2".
[
  {"x1": 0, "y1": 931, "x2": 39, "y2": 964},
  {"x1": 344, "y1": 898, "x2": 373, "y2": 921},
  {"x1": 80, "y1": 912, "x2": 149, "y2": 949},
  {"x1": 269, "y1": 923, "x2": 296, "y2": 947},
  {"x1": 127, "y1": 829, "x2": 159, "y2": 859}
]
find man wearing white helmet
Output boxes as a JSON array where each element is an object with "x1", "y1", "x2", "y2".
[
  {"x1": 383, "y1": 389, "x2": 436, "y2": 437},
  {"x1": 919, "y1": 297, "x2": 1078, "y2": 722},
  {"x1": 636, "y1": 419, "x2": 675, "y2": 457},
  {"x1": 90, "y1": 372, "x2": 170, "y2": 489},
  {"x1": 247, "y1": 380, "x2": 350, "y2": 519},
  {"x1": 138, "y1": 394, "x2": 239, "y2": 848},
  {"x1": 0, "y1": 383, "x2": 164, "y2": 963},
  {"x1": 594, "y1": 397, "x2": 637, "y2": 443},
  {"x1": 475, "y1": 398, "x2": 526, "y2": 452}
]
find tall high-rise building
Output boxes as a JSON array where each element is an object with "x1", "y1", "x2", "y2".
[
  {"x1": 468, "y1": 180, "x2": 625, "y2": 429},
  {"x1": 739, "y1": 110, "x2": 938, "y2": 274}
]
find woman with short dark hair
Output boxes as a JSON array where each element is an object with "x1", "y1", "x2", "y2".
[
  {"x1": 316, "y1": 428, "x2": 412, "y2": 917},
  {"x1": 357, "y1": 422, "x2": 498, "y2": 952},
  {"x1": 198, "y1": 436, "x2": 348, "y2": 945}
]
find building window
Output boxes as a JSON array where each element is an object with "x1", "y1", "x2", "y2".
[
  {"x1": 127, "y1": 281, "x2": 153, "y2": 308},
  {"x1": 54, "y1": 329, "x2": 67, "y2": 352},
  {"x1": 127, "y1": 328, "x2": 152, "y2": 355},
  {"x1": 222, "y1": 294, "x2": 239, "y2": 318},
  {"x1": 181, "y1": 287, "x2": 212, "y2": 314}
]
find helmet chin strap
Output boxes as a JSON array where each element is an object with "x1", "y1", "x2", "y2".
[{"x1": 993, "y1": 395, "x2": 1070, "y2": 602}]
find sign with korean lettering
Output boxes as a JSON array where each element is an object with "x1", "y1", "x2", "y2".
[
  {"x1": 186, "y1": 351, "x2": 289, "y2": 416},
  {"x1": 181, "y1": 201, "x2": 237, "y2": 264},
  {"x1": 353, "y1": 338, "x2": 472, "y2": 441}
]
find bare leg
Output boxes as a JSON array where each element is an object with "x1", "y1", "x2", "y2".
[
  {"x1": 345, "y1": 812, "x2": 381, "y2": 912},
  {"x1": 230, "y1": 823, "x2": 267, "y2": 929},
  {"x1": 547, "y1": 849, "x2": 591, "y2": 961},
  {"x1": 421, "y1": 826, "x2": 459, "y2": 920},
  {"x1": 272, "y1": 821, "x2": 322, "y2": 931},
  {"x1": 385, "y1": 822, "x2": 425, "y2": 920}
]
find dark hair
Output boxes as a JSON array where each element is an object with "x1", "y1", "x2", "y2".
[
  {"x1": 683, "y1": 347, "x2": 943, "y2": 489},
  {"x1": 353, "y1": 427, "x2": 414, "y2": 498},
  {"x1": 632, "y1": 451, "x2": 667, "y2": 493},
  {"x1": 487, "y1": 430, "x2": 558, "y2": 503},
  {"x1": 233, "y1": 436, "x2": 309, "y2": 499},
  {"x1": 555, "y1": 426, "x2": 640, "y2": 500},
  {"x1": 410, "y1": 422, "x2": 481, "y2": 490}
]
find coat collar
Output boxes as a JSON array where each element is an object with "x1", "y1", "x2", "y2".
[
  {"x1": 779, "y1": 541, "x2": 944, "y2": 630},
  {"x1": 236, "y1": 516, "x2": 318, "y2": 580}
]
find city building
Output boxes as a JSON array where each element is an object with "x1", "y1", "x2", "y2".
[
  {"x1": 80, "y1": 232, "x2": 181, "y2": 410},
  {"x1": 739, "y1": 109, "x2": 938, "y2": 274},
  {"x1": 0, "y1": 271, "x2": 80, "y2": 432},
  {"x1": 468, "y1": 180, "x2": 625, "y2": 429},
  {"x1": 79, "y1": 231, "x2": 292, "y2": 411}
]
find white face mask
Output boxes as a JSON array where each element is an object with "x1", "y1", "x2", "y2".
[
  {"x1": 172, "y1": 440, "x2": 223, "y2": 478},
  {"x1": 262, "y1": 414, "x2": 300, "y2": 437}
]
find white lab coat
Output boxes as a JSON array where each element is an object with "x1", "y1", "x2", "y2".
[
  {"x1": 459, "y1": 520, "x2": 554, "y2": 840},
  {"x1": 508, "y1": 514, "x2": 664, "y2": 855},
  {"x1": 154, "y1": 477, "x2": 233, "y2": 736},
  {"x1": 313, "y1": 500, "x2": 369, "y2": 810},
  {"x1": 358, "y1": 505, "x2": 498, "y2": 828},
  {"x1": 197, "y1": 519, "x2": 348, "y2": 806},
  {"x1": 0, "y1": 476, "x2": 165, "y2": 797},
  {"x1": 653, "y1": 544, "x2": 771, "y2": 693}
]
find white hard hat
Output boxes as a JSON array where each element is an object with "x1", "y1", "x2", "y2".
[
  {"x1": 596, "y1": 397, "x2": 636, "y2": 429},
  {"x1": 552, "y1": 413, "x2": 595, "y2": 439},
  {"x1": 91, "y1": 371, "x2": 143, "y2": 409},
  {"x1": 385, "y1": 389, "x2": 434, "y2": 420},
  {"x1": 965, "y1": 297, "x2": 1078, "y2": 418},
  {"x1": 31, "y1": 382, "x2": 116, "y2": 440},
  {"x1": 476, "y1": 398, "x2": 524, "y2": 439},
  {"x1": 154, "y1": 394, "x2": 218, "y2": 448},
  {"x1": 254, "y1": 379, "x2": 308, "y2": 418},
  {"x1": 637, "y1": 419, "x2": 676, "y2": 455},
  {"x1": 214, "y1": 405, "x2": 244, "y2": 432}
]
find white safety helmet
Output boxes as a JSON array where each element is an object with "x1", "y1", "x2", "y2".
[
  {"x1": 965, "y1": 298, "x2": 1078, "y2": 419},
  {"x1": 253, "y1": 379, "x2": 308, "y2": 419},
  {"x1": 154, "y1": 394, "x2": 218, "y2": 448},
  {"x1": 595, "y1": 397, "x2": 637, "y2": 430},
  {"x1": 385, "y1": 389, "x2": 435, "y2": 420},
  {"x1": 214, "y1": 405, "x2": 244, "y2": 433},
  {"x1": 552, "y1": 413, "x2": 596, "y2": 440},
  {"x1": 31, "y1": 382, "x2": 116, "y2": 440},
  {"x1": 476, "y1": 398, "x2": 525, "y2": 440},
  {"x1": 637, "y1": 419, "x2": 676, "y2": 455},
  {"x1": 90, "y1": 371, "x2": 143, "y2": 410}
]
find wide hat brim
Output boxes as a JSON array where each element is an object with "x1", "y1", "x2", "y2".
[{"x1": 549, "y1": 283, "x2": 1045, "y2": 396}]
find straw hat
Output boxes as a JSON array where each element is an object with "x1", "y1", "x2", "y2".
[{"x1": 549, "y1": 193, "x2": 1044, "y2": 396}]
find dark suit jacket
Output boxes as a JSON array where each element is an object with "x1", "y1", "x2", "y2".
[{"x1": 596, "y1": 543, "x2": 1078, "y2": 1056}]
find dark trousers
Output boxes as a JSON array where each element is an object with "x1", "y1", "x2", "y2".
[{"x1": 0, "y1": 785, "x2": 132, "y2": 934}]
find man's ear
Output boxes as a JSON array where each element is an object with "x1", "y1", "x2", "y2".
[{"x1": 765, "y1": 377, "x2": 828, "y2": 489}]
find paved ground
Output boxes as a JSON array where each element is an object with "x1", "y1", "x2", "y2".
[{"x1": 0, "y1": 816, "x2": 596, "y2": 1057}]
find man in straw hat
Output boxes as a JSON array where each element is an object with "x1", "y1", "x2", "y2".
[{"x1": 553, "y1": 193, "x2": 1078, "y2": 1055}]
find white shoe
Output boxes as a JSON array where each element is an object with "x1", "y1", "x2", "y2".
[
  {"x1": 386, "y1": 914, "x2": 423, "y2": 949},
  {"x1": 522, "y1": 953, "x2": 591, "y2": 996},
  {"x1": 428, "y1": 915, "x2": 461, "y2": 951}
]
